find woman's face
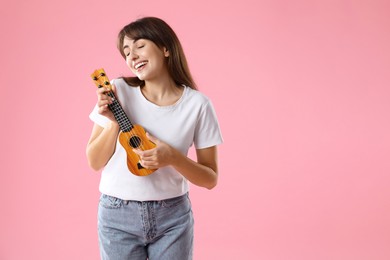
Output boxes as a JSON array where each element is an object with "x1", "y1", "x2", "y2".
[{"x1": 123, "y1": 37, "x2": 169, "y2": 81}]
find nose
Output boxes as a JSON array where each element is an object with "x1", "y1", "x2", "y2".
[{"x1": 129, "y1": 50, "x2": 139, "y2": 60}]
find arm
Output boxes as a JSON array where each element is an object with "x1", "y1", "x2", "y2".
[
  {"x1": 173, "y1": 146, "x2": 219, "y2": 189},
  {"x1": 86, "y1": 84, "x2": 120, "y2": 171},
  {"x1": 86, "y1": 122, "x2": 120, "y2": 171},
  {"x1": 133, "y1": 133, "x2": 219, "y2": 189}
]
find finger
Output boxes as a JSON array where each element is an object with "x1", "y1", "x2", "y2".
[
  {"x1": 133, "y1": 145, "x2": 156, "y2": 156},
  {"x1": 140, "y1": 154, "x2": 156, "y2": 162},
  {"x1": 139, "y1": 159, "x2": 151, "y2": 169},
  {"x1": 96, "y1": 86, "x2": 115, "y2": 102},
  {"x1": 146, "y1": 132, "x2": 159, "y2": 144},
  {"x1": 133, "y1": 149, "x2": 153, "y2": 160},
  {"x1": 140, "y1": 159, "x2": 158, "y2": 168},
  {"x1": 132, "y1": 148, "x2": 144, "y2": 156},
  {"x1": 98, "y1": 101, "x2": 111, "y2": 111},
  {"x1": 98, "y1": 105, "x2": 109, "y2": 114},
  {"x1": 138, "y1": 148, "x2": 156, "y2": 157},
  {"x1": 96, "y1": 86, "x2": 109, "y2": 95}
]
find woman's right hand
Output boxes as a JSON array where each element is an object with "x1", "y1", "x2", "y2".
[{"x1": 96, "y1": 84, "x2": 117, "y2": 122}]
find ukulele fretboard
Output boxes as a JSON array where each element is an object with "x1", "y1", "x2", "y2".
[
  {"x1": 91, "y1": 68, "x2": 134, "y2": 133},
  {"x1": 106, "y1": 91, "x2": 134, "y2": 132}
]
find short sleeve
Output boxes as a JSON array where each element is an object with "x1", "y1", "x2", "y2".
[
  {"x1": 194, "y1": 99, "x2": 223, "y2": 149},
  {"x1": 89, "y1": 104, "x2": 111, "y2": 128}
]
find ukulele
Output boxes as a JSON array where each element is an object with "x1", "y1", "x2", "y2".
[{"x1": 91, "y1": 68, "x2": 157, "y2": 176}]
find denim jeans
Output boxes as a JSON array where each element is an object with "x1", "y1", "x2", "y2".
[{"x1": 97, "y1": 193, "x2": 194, "y2": 260}]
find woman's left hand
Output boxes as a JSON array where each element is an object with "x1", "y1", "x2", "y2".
[{"x1": 133, "y1": 133, "x2": 178, "y2": 169}]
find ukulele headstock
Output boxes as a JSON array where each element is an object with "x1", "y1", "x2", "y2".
[{"x1": 91, "y1": 68, "x2": 112, "y2": 90}]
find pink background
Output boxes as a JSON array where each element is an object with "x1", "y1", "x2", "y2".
[{"x1": 1, "y1": 0, "x2": 389, "y2": 259}]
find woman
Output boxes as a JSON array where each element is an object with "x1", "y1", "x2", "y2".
[{"x1": 86, "y1": 17, "x2": 223, "y2": 260}]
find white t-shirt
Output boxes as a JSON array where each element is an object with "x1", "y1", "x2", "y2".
[{"x1": 89, "y1": 78, "x2": 223, "y2": 201}]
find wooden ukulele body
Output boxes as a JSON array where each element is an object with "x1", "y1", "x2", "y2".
[{"x1": 118, "y1": 125, "x2": 157, "y2": 176}]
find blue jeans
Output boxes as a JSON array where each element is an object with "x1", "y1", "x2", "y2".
[{"x1": 97, "y1": 193, "x2": 194, "y2": 260}]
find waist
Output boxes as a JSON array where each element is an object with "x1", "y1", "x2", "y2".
[{"x1": 100, "y1": 192, "x2": 189, "y2": 206}]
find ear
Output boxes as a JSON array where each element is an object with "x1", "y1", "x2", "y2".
[{"x1": 163, "y1": 47, "x2": 170, "y2": 57}]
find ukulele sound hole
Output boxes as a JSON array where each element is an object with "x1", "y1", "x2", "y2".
[{"x1": 129, "y1": 136, "x2": 142, "y2": 148}]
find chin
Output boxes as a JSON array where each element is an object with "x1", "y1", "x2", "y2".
[
  {"x1": 136, "y1": 74, "x2": 145, "y2": 81},
  {"x1": 135, "y1": 71, "x2": 148, "y2": 81}
]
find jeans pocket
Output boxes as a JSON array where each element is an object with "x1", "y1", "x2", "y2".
[
  {"x1": 161, "y1": 194, "x2": 188, "y2": 209},
  {"x1": 99, "y1": 194, "x2": 123, "y2": 209}
]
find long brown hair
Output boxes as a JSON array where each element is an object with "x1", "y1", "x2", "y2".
[{"x1": 117, "y1": 17, "x2": 197, "y2": 90}]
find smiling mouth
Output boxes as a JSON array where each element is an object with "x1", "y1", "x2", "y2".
[{"x1": 134, "y1": 61, "x2": 148, "y2": 71}]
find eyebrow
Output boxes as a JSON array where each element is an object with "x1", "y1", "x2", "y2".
[{"x1": 123, "y1": 39, "x2": 141, "y2": 50}]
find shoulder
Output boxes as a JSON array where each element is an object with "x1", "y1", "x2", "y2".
[
  {"x1": 110, "y1": 78, "x2": 141, "y2": 103},
  {"x1": 184, "y1": 87, "x2": 211, "y2": 107},
  {"x1": 112, "y1": 78, "x2": 140, "y2": 93},
  {"x1": 112, "y1": 78, "x2": 134, "y2": 89}
]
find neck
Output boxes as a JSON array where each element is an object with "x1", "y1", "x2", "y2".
[{"x1": 142, "y1": 76, "x2": 183, "y2": 106}]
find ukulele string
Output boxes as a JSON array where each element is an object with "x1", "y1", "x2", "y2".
[
  {"x1": 102, "y1": 74, "x2": 147, "y2": 154},
  {"x1": 120, "y1": 112, "x2": 149, "y2": 171},
  {"x1": 106, "y1": 82, "x2": 143, "y2": 151}
]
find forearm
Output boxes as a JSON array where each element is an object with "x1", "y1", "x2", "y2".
[
  {"x1": 172, "y1": 150, "x2": 218, "y2": 190},
  {"x1": 86, "y1": 122, "x2": 120, "y2": 171},
  {"x1": 133, "y1": 134, "x2": 219, "y2": 189}
]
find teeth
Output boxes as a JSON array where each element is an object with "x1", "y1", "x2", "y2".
[{"x1": 135, "y1": 62, "x2": 147, "y2": 69}]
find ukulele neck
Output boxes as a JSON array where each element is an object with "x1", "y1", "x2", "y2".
[
  {"x1": 91, "y1": 68, "x2": 134, "y2": 132},
  {"x1": 106, "y1": 91, "x2": 134, "y2": 132}
]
